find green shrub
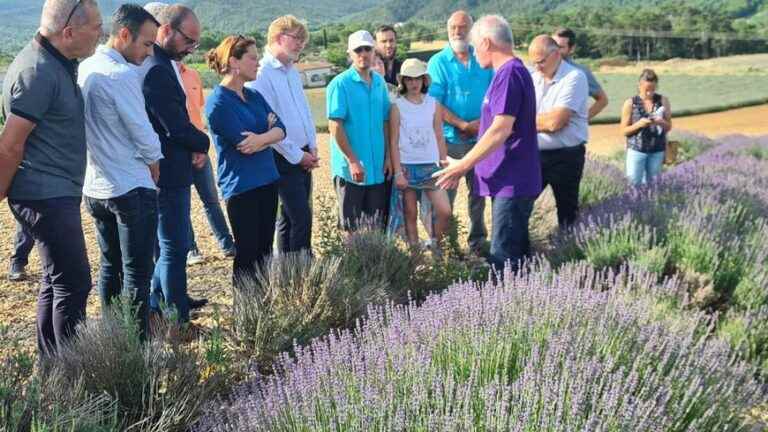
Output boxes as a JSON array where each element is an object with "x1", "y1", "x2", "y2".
[
  {"x1": 46, "y1": 300, "x2": 221, "y2": 431},
  {"x1": 231, "y1": 252, "x2": 345, "y2": 369}
]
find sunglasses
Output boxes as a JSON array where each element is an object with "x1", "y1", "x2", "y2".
[
  {"x1": 353, "y1": 46, "x2": 373, "y2": 54},
  {"x1": 63, "y1": 0, "x2": 84, "y2": 28}
]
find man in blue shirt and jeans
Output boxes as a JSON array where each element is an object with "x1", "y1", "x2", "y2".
[
  {"x1": 428, "y1": 10, "x2": 494, "y2": 256},
  {"x1": 327, "y1": 30, "x2": 392, "y2": 230}
]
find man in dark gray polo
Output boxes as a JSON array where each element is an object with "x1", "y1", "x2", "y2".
[{"x1": 0, "y1": 0, "x2": 103, "y2": 356}]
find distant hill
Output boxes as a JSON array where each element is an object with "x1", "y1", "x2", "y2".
[
  {"x1": 356, "y1": 0, "x2": 767, "y2": 23},
  {"x1": 0, "y1": 0, "x2": 766, "y2": 54}
]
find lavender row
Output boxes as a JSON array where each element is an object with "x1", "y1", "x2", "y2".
[{"x1": 196, "y1": 263, "x2": 765, "y2": 431}]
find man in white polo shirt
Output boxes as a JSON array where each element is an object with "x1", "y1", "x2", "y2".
[{"x1": 528, "y1": 35, "x2": 588, "y2": 228}]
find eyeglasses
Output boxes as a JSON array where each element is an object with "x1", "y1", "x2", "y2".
[
  {"x1": 63, "y1": 0, "x2": 84, "y2": 28},
  {"x1": 283, "y1": 33, "x2": 306, "y2": 45},
  {"x1": 353, "y1": 46, "x2": 372, "y2": 54},
  {"x1": 532, "y1": 50, "x2": 555, "y2": 67},
  {"x1": 174, "y1": 26, "x2": 199, "y2": 49}
]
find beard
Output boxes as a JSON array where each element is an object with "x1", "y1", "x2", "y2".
[{"x1": 449, "y1": 38, "x2": 469, "y2": 54}]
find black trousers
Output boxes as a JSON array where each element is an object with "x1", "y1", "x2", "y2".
[
  {"x1": 226, "y1": 183, "x2": 279, "y2": 287},
  {"x1": 333, "y1": 176, "x2": 387, "y2": 231},
  {"x1": 9, "y1": 197, "x2": 92, "y2": 356},
  {"x1": 539, "y1": 145, "x2": 586, "y2": 228}
]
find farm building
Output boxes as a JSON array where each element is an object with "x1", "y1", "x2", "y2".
[{"x1": 296, "y1": 62, "x2": 333, "y2": 88}]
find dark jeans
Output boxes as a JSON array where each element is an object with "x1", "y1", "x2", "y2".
[
  {"x1": 226, "y1": 183, "x2": 278, "y2": 287},
  {"x1": 9, "y1": 197, "x2": 91, "y2": 356},
  {"x1": 275, "y1": 152, "x2": 313, "y2": 253},
  {"x1": 151, "y1": 186, "x2": 191, "y2": 323},
  {"x1": 489, "y1": 196, "x2": 535, "y2": 271},
  {"x1": 10, "y1": 221, "x2": 34, "y2": 272},
  {"x1": 84, "y1": 188, "x2": 158, "y2": 340},
  {"x1": 446, "y1": 143, "x2": 487, "y2": 250},
  {"x1": 333, "y1": 176, "x2": 387, "y2": 231},
  {"x1": 188, "y1": 156, "x2": 234, "y2": 253},
  {"x1": 539, "y1": 145, "x2": 586, "y2": 228}
]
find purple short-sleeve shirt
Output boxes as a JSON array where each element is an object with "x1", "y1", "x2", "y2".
[{"x1": 473, "y1": 57, "x2": 542, "y2": 199}]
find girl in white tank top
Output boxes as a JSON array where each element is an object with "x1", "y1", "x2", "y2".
[{"x1": 388, "y1": 59, "x2": 452, "y2": 249}]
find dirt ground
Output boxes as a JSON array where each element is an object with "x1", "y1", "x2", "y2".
[{"x1": 2, "y1": 105, "x2": 768, "y2": 352}]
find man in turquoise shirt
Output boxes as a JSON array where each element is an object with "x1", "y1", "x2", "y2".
[
  {"x1": 427, "y1": 10, "x2": 493, "y2": 255},
  {"x1": 327, "y1": 30, "x2": 391, "y2": 230}
]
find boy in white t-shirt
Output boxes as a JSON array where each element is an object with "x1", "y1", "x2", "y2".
[{"x1": 388, "y1": 59, "x2": 451, "y2": 247}]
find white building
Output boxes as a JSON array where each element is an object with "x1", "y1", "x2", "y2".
[{"x1": 296, "y1": 62, "x2": 333, "y2": 88}]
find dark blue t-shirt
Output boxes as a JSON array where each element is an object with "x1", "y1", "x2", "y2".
[{"x1": 205, "y1": 85, "x2": 284, "y2": 200}]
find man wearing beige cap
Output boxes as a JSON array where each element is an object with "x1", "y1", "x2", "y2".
[{"x1": 327, "y1": 30, "x2": 392, "y2": 230}]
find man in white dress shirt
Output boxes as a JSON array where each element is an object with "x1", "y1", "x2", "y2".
[
  {"x1": 78, "y1": 4, "x2": 163, "y2": 339},
  {"x1": 247, "y1": 15, "x2": 319, "y2": 253}
]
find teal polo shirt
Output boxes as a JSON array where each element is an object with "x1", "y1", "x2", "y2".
[
  {"x1": 427, "y1": 45, "x2": 493, "y2": 146},
  {"x1": 327, "y1": 67, "x2": 390, "y2": 186}
]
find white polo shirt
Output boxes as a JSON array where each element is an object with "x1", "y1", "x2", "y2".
[{"x1": 530, "y1": 60, "x2": 589, "y2": 150}]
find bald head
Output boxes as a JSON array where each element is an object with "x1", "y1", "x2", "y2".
[
  {"x1": 528, "y1": 35, "x2": 561, "y2": 77},
  {"x1": 528, "y1": 35, "x2": 559, "y2": 58},
  {"x1": 156, "y1": 4, "x2": 197, "y2": 27},
  {"x1": 447, "y1": 10, "x2": 473, "y2": 28}
]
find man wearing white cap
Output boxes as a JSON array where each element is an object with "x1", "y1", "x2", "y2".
[{"x1": 326, "y1": 30, "x2": 392, "y2": 230}]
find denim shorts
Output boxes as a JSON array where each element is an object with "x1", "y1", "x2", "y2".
[{"x1": 402, "y1": 163, "x2": 440, "y2": 191}]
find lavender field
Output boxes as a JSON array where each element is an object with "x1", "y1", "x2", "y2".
[{"x1": 3, "y1": 135, "x2": 768, "y2": 431}]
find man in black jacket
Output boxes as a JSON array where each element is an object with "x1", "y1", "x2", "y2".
[{"x1": 142, "y1": 4, "x2": 209, "y2": 325}]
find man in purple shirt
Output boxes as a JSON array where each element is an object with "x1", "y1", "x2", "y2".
[{"x1": 435, "y1": 14, "x2": 541, "y2": 271}]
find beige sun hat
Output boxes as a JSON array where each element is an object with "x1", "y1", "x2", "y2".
[{"x1": 399, "y1": 58, "x2": 428, "y2": 77}]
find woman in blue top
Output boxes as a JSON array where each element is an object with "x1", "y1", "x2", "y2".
[{"x1": 205, "y1": 35, "x2": 286, "y2": 286}]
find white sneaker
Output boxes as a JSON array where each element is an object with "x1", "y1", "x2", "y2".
[{"x1": 187, "y1": 249, "x2": 204, "y2": 266}]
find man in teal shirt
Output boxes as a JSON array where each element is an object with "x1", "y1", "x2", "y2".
[
  {"x1": 327, "y1": 30, "x2": 391, "y2": 230},
  {"x1": 427, "y1": 10, "x2": 494, "y2": 255}
]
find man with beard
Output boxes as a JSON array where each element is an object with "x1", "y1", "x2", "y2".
[
  {"x1": 142, "y1": 4, "x2": 210, "y2": 327},
  {"x1": 427, "y1": 10, "x2": 493, "y2": 256},
  {"x1": 248, "y1": 15, "x2": 319, "y2": 253},
  {"x1": 374, "y1": 25, "x2": 401, "y2": 86}
]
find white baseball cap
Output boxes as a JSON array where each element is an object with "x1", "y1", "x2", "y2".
[{"x1": 348, "y1": 30, "x2": 375, "y2": 52}]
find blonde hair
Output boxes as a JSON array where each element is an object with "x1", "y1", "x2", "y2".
[
  {"x1": 267, "y1": 15, "x2": 308, "y2": 46},
  {"x1": 206, "y1": 35, "x2": 258, "y2": 76}
]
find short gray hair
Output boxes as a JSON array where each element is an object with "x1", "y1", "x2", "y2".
[
  {"x1": 143, "y1": 2, "x2": 169, "y2": 19},
  {"x1": 40, "y1": 0, "x2": 98, "y2": 33},
  {"x1": 470, "y1": 14, "x2": 514, "y2": 48}
]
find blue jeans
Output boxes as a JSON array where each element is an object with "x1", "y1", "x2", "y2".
[
  {"x1": 489, "y1": 196, "x2": 535, "y2": 271},
  {"x1": 10, "y1": 221, "x2": 34, "y2": 272},
  {"x1": 9, "y1": 197, "x2": 91, "y2": 356},
  {"x1": 84, "y1": 188, "x2": 158, "y2": 340},
  {"x1": 275, "y1": 153, "x2": 313, "y2": 253},
  {"x1": 626, "y1": 148, "x2": 665, "y2": 186},
  {"x1": 188, "y1": 157, "x2": 234, "y2": 253},
  {"x1": 151, "y1": 186, "x2": 191, "y2": 323}
]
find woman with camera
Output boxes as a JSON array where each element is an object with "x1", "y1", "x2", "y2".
[{"x1": 620, "y1": 69, "x2": 673, "y2": 185}]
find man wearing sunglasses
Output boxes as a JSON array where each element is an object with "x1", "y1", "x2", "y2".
[
  {"x1": 1, "y1": 0, "x2": 102, "y2": 356},
  {"x1": 327, "y1": 30, "x2": 392, "y2": 230},
  {"x1": 142, "y1": 4, "x2": 210, "y2": 328}
]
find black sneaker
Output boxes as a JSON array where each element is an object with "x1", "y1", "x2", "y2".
[{"x1": 188, "y1": 297, "x2": 208, "y2": 310}]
